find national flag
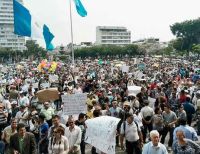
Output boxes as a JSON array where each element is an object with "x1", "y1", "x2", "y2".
[
  {"x1": 74, "y1": 0, "x2": 87, "y2": 17},
  {"x1": 13, "y1": 0, "x2": 55, "y2": 50}
]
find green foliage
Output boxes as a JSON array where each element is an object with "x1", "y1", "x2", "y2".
[
  {"x1": 25, "y1": 40, "x2": 47, "y2": 58},
  {"x1": 170, "y1": 18, "x2": 200, "y2": 51},
  {"x1": 74, "y1": 44, "x2": 140, "y2": 58}
]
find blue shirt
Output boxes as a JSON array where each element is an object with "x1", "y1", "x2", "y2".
[
  {"x1": 173, "y1": 125, "x2": 198, "y2": 141},
  {"x1": 39, "y1": 122, "x2": 49, "y2": 139},
  {"x1": 142, "y1": 142, "x2": 168, "y2": 154}
]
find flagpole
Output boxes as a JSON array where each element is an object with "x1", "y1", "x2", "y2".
[{"x1": 69, "y1": 0, "x2": 75, "y2": 66}]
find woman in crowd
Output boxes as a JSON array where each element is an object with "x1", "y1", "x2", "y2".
[
  {"x1": 152, "y1": 107, "x2": 163, "y2": 135},
  {"x1": 48, "y1": 126, "x2": 69, "y2": 154},
  {"x1": 172, "y1": 130, "x2": 200, "y2": 154}
]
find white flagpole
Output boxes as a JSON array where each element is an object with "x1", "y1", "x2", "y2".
[{"x1": 69, "y1": 0, "x2": 75, "y2": 66}]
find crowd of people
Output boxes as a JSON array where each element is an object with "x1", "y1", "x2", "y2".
[{"x1": 0, "y1": 57, "x2": 200, "y2": 154}]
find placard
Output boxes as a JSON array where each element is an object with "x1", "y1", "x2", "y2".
[
  {"x1": 62, "y1": 93, "x2": 87, "y2": 115},
  {"x1": 85, "y1": 116, "x2": 120, "y2": 154}
]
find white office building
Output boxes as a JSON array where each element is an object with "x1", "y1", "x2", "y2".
[
  {"x1": 0, "y1": 0, "x2": 26, "y2": 52},
  {"x1": 96, "y1": 26, "x2": 131, "y2": 45}
]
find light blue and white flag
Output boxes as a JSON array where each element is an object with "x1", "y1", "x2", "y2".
[
  {"x1": 13, "y1": 0, "x2": 55, "y2": 50},
  {"x1": 74, "y1": 0, "x2": 87, "y2": 17}
]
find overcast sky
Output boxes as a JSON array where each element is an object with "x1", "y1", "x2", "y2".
[{"x1": 23, "y1": 0, "x2": 200, "y2": 47}]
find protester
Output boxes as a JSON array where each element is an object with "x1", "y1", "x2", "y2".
[
  {"x1": 48, "y1": 115, "x2": 67, "y2": 138},
  {"x1": 48, "y1": 126, "x2": 69, "y2": 154},
  {"x1": 75, "y1": 113, "x2": 86, "y2": 154},
  {"x1": 161, "y1": 105, "x2": 177, "y2": 151},
  {"x1": 38, "y1": 114, "x2": 49, "y2": 154},
  {"x1": 120, "y1": 113, "x2": 143, "y2": 154},
  {"x1": 140, "y1": 100, "x2": 154, "y2": 142},
  {"x1": 172, "y1": 130, "x2": 200, "y2": 154},
  {"x1": 1, "y1": 118, "x2": 17, "y2": 153},
  {"x1": 66, "y1": 116, "x2": 82, "y2": 154},
  {"x1": 40, "y1": 101, "x2": 54, "y2": 127},
  {"x1": 9, "y1": 123, "x2": 36, "y2": 154},
  {"x1": 173, "y1": 118, "x2": 198, "y2": 141},
  {"x1": 142, "y1": 130, "x2": 168, "y2": 154}
]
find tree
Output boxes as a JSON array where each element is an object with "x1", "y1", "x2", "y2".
[
  {"x1": 192, "y1": 44, "x2": 200, "y2": 59},
  {"x1": 25, "y1": 40, "x2": 47, "y2": 58},
  {"x1": 74, "y1": 44, "x2": 141, "y2": 58},
  {"x1": 170, "y1": 18, "x2": 200, "y2": 51}
]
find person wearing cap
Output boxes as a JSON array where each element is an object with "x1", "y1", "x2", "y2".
[
  {"x1": 140, "y1": 100, "x2": 154, "y2": 142},
  {"x1": 10, "y1": 100, "x2": 19, "y2": 118},
  {"x1": 183, "y1": 95, "x2": 195, "y2": 126}
]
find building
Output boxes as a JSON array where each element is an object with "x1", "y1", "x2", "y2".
[
  {"x1": 132, "y1": 38, "x2": 168, "y2": 53},
  {"x1": 0, "y1": 0, "x2": 26, "y2": 52},
  {"x1": 96, "y1": 26, "x2": 131, "y2": 45}
]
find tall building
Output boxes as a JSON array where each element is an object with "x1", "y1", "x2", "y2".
[
  {"x1": 96, "y1": 26, "x2": 131, "y2": 45},
  {"x1": 0, "y1": 0, "x2": 26, "y2": 52}
]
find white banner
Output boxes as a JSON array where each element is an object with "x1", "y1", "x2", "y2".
[
  {"x1": 121, "y1": 65, "x2": 129, "y2": 73},
  {"x1": 62, "y1": 93, "x2": 87, "y2": 115},
  {"x1": 85, "y1": 116, "x2": 120, "y2": 154},
  {"x1": 128, "y1": 86, "x2": 141, "y2": 95}
]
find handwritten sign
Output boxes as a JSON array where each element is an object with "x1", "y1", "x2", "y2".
[
  {"x1": 85, "y1": 116, "x2": 120, "y2": 154},
  {"x1": 62, "y1": 93, "x2": 87, "y2": 115}
]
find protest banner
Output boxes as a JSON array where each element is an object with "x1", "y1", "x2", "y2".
[
  {"x1": 128, "y1": 86, "x2": 141, "y2": 95},
  {"x1": 85, "y1": 116, "x2": 120, "y2": 154},
  {"x1": 121, "y1": 65, "x2": 129, "y2": 73},
  {"x1": 62, "y1": 93, "x2": 87, "y2": 115}
]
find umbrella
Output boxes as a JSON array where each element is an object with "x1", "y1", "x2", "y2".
[{"x1": 36, "y1": 88, "x2": 59, "y2": 103}]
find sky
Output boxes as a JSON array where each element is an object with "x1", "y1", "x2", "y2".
[{"x1": 23, "y1": 0, "x2": 200, "y2": 47}]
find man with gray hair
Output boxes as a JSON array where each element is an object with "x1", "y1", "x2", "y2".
[{"x1": 142, "y1": 130, "x2": 168, "y2": 154}]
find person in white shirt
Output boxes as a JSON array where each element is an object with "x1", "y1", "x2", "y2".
[
  {"x1": 18, "y1": 91, "x2": 30, "y2": 107},
  {"x1": 66, "y1": 116, "x2": 82, "y2": 154}
]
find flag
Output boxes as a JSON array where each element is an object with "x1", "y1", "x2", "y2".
[
  {"x1": 74, "y1": 0, "x2": 87, "y2": 17},
  {"x1": 13, "y1": 0, "x2": 55, "y2": 50}
]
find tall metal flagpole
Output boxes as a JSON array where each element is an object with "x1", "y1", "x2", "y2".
[{"x1": 69, "y1": 0, "x2": 75, "y2": 66}]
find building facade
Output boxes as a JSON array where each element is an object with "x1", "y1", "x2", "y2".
[
  {"x1": 96, "y1": 26, "x2": 131, "y2": 45},
  {"x1": 0, "y1": 0, "x2": 26, "y2": 52}
]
